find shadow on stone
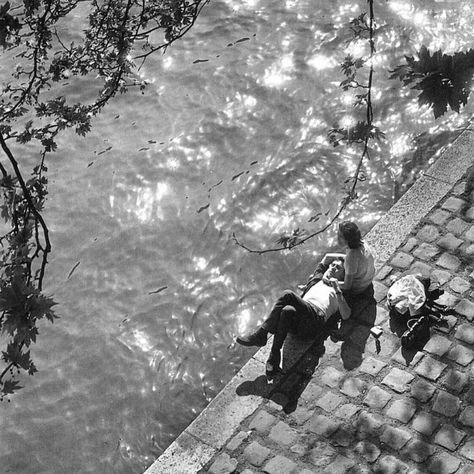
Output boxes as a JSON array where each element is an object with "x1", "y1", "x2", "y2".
[
  {"x1": 340, "y1": 296, "x2": 377, "y2": 370},
  {"x1": 235, "y1": 374, "x2": 273, "y2": 398}
]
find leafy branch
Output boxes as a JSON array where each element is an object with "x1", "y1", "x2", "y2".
[
  {"x1": 0, "y1": 0, "x2": 208, "y2": 399},
  {"x1": 390, "y1": 46, "x2": 474, "y2": 118}
]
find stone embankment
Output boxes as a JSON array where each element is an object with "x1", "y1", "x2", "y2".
[{"x1": 146, "y1": 130, "x2": 474, "y2": 473}]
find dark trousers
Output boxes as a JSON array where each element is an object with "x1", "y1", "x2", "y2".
[{"x1": 261, "y1": 290, "x2": 325, "y2": 354}]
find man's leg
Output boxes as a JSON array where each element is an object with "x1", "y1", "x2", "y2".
[{"x1": 236, "y1": 290, "x2": 318, "y2": 347}]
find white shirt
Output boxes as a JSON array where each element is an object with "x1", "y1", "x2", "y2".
[{"x1": 303, "y1": 281, "x2": 339, "y2": 322}]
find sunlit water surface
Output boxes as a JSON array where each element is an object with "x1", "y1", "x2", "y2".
[{"x1": 1, "y1": 1, "x2": 473, "y2": 472}]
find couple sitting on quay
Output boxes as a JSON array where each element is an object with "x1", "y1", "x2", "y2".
[{"x1": 236, "y1": 221, "x2": 376, "y2": 378}]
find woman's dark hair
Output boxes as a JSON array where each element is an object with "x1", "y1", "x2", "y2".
[{"x1": 338, "y1": 221, "x2": 362, "y2": 249}]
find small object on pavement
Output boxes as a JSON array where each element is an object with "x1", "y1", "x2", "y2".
[{"x1": 370, "y1": 326, "x2": 383, "y2": 338}]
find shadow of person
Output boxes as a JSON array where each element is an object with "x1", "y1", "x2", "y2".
[
  {"x1": 235, "y1": 374, "x2": 274, "y2": 399},
  {"x1": 339, "y1": 296, "x2": 377, "y2": 370},
  {"x1": 235, "y1": 331, "x2": 328, "y2": 413}
]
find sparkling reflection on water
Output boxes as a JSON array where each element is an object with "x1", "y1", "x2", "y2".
[{"x1": 1, "y1": 1, "x2": 473, "y2": 473}]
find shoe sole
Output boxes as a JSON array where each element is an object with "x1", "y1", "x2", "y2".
[{"x1": 236, "y1": 337, "x2": 266, "y2": 347}]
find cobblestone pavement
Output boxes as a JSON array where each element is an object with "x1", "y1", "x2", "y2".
[{"x1": 203, "y1": 175, "x2": 474, "y2": 473}]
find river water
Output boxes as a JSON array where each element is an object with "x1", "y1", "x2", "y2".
[{"x1": 1, "y1": 1, "x2": 473, "y2": 473}]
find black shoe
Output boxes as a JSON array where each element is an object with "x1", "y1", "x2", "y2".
[{"x1": 236, "y1": 330, "x2": 267, "y2": 347}]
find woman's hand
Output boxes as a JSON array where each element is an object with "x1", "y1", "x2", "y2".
[{"x1": 329, "y1": 278, "x2": 342, "y2": 294}]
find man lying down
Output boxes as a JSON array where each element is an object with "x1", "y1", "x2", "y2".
[{"x1": 236, "y1": 259, "x2": 350, "y2": 379}]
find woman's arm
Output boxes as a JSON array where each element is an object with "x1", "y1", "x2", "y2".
[
  {"x1": 339, "y1": 272, "x2": 354, "y2": 290},
  {"x1": 321, "y1": 253, "x2": 345, "y2": 265},
  {"x1": 330, "y1": 279, "x2": 351, "y2": 319}
]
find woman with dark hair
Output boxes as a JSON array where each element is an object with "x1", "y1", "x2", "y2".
[{"x1": 335, "y1": 220, "x2": 375, "y2": 297}]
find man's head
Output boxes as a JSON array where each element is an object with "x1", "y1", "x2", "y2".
[{"x1": 324, "y1": 259, "x2": 345, "y2": 280}]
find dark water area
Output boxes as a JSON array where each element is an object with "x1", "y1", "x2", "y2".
[{"x1": 0, "y1": 1, "x2": 473, "y2": 473}]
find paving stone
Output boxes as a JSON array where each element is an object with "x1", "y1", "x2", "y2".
[
  {"x1": 377, "y1": 265, "x2": 394, "y2": 280},
  {"x1": 442, "y1": 368, "x2": 469, "y2": 394},
  {"x1": 382, "y1": 368, "x2": 415, "y2": 393},
  {"x1": 436, "y1": 314, "x2": 458, "y2": 334},
  {"x1": 417, "y1": 225, "x2": 440, "y2": 243},
  {"x1": 363, "y1": 386, "x2": 392, "y2": 409},
  {"x1": 210, "y1": 452, "x2": 239, "y2": 474},
  {"x1": 424, "y1": 334, "x2": 452, "y2": 356},
  {"x1": 249, "y1": 411, "x2": 277, "y2": 433},
  {"x1": 208, "y1": 453, "x2": 238, "y2": 474},
  {"x1": 263, "y1": 455, "x2": 297, "y2": 474},
  {"x1": 428, "y1": 452, "x2": 461, "y2": 473},
  {"x1": 376, "y1": 455, "x2": 410, "y2": 474},
  {"x1": 374, "y1": 306, "x2": 390, "y2": 326},
  {"x1": 465, "y1": 243, "x2": 474, "y2": 256},
  {"x1": 436, "y1": 291, "x2": 460, "y2": 307},
  {"x1": 315, "y1": 392, "x2": 345, "y2": 412},
  {"x1": 434, "y1": 424, "x2": 466, "y2": 451},
  {"x1": 467, "y1": 206, "x2": 474, "y2": 220},
  {"x1": 458, "y1": 466, "x2": 474, "y2": 474},
  {"x1": 411, "y1": 412, "x2": 440, "y2": 436},
  {"x1": 429, "y1": 209, "x2": 451, "y2": 225},
  {"x1": 459, "y1": 406, "x2": 474, "y2": 427},
  {"x1": 243, "y1": 441, "x2": 271, "y2": 467},
  {"x1": 300, "y1": 381, "x2": 324, "y2": 405},
  {"x1": 355, "y1": 440, "x2": 381, "y2": 463},
  {"x1": 442, "y1": 197, "x2": 466, "y2": 212},
  {"x1": 408, "y1": 260, "x2": 432, "y2": 278},
  {"x1": 466, "y1": 225, "x2": 474, "y2": 241},
  {"x1": 410, "y1": 378, "x2": 436, "y2": 402},
  {"x1": 413, "y1": 242, "x2": 439, "y2": 260},
  {"x1": 332, "y1": 424, "x2": 357, "y2": 448},
  {"x1": 447, "y1": 217, "x2": 470, "y2": 235},
  {"x1": 455, "y1": 299, "x2": 474, "y2": 321},
  {"x1": 386, "y1": 399, "x2": 417, "y2": 423},
  {"x1": 460, "y1": 437, "x2": 474, "y2": 461},
  {"x1": 240, "y1": 470, "x2": 255, "y2": 474},
  {"x1": 466, "y1": 386, "x2": 474, "y2": 404},
  {"x1": 269, "y1": 421, "x2": 298, "y2": 446},
  {"x1": 290, "y1": 443, "x2": 306, "y2": 456},
  {"x1": 373, "y1": 281, "x2": 388, "y2": 303},
  {"x1": 414, "y1": 355, "x2": 447, "y2": 381},
  {"x1": 403, "y1": 439, "x2": 435, "y2": 463},
  {"x1": 289, "y1": 405, "x2": 313, "y2": 425},
  {"x1": 308, "y1": 441, "x2": 336, "y2": 467},
  {"x1": 367, "y1": 333, "x2": 399, "y2": 358},
  {"x1": 320, "y1": 367, "x2": 344, "y2": 388},
  {"x1": 359, "y1": 356, "x2": 387, "y2": 376},
  {"x1": 323, "y1": 454, "x2": 355, "y2": 473},
  {"x1": 305, "y1": 414, "x2": 340, "y2": 437},
  {"x1": 455, "y1": 323, "x2": 474, "y2": 344},
  {"x1": 401, "y1": 238, "x2": 419, "y2": 253},
  {"x1": 436, "y1": 253, "x2": 462, "y2": 271},
  {"x1": 334, "y1": 403, "x2": 360, "y2": 420},
  {"x1": 453, "y1": 181, "x2": 467, "y2": 195},
  {"x1": 380, "y1": 425, "x2": 412, "y2": 450},
  {"x1": 449, "y1": 276, "x2": 471, "y2": 294},
  {"x1": 391, "y1": 252, "x2": 414, "y2": 269},
  {"x1": 340, "y1": 377, "x2": 365, "y2": 397},
  {"x1": 438, "y1": 233, "x2": 464, "y2": 251},
  {"x1": 391, "y1": 348, "x2": 423, "y2": 367},
  {"x1": 431, "y1": 269, "x2": 452, "y2": 285},
  {"x1": 432, "y1": 390, "x2": 461, "y2": 417},
  {"x1": 226, "y1": 430, "x2": 249, "y2": 451},
  {"x1": 355, "y1": 411, "x2": 384, "y2": 437},
  {"x1": 448, "y1": 344, "x2": 474, "y2": 366}
]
